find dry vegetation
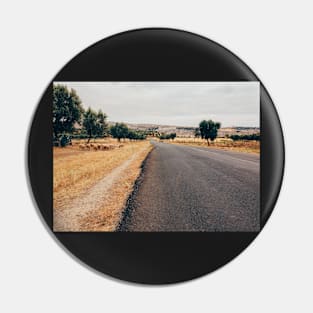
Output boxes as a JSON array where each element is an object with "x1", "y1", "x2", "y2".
[
  {"x1": 53, "y1": 138, "x2": 152, "y2": 231},
  {"x1": 165, "y1": 137, "x2": 260, "y2": 154}
]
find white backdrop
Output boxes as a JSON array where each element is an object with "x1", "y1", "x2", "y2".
[{"x1": 1, "y1": 1, "x2": 312, "y2": 312}]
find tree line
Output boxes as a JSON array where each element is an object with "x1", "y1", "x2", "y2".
[
  {"x1": 159, "y1": 133, "x2": 177, "y2": 140},
  {"x1": 53, "y1": 84, "x2": 258, "y2": 147},
  {"x1": 229, "y1": 134, "x2": 260, "y2": 141},
  {"x1": 110, "y1": 123, "x2": 147, "y2": 142},
  {"x1": 53, "y1": 84, "x2": 147, "y2": 146}
]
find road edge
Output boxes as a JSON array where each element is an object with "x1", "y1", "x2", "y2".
[{"x1": 117, "y1": 146, "x2": 155, "y2": 231}]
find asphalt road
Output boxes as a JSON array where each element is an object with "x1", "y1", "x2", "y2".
[{"x1": 121, "y1": 141, "x2": 260, "y2": 232}]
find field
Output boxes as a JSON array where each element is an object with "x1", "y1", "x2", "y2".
[
  {"x1": 164, "y1": 137, "x2": 260, "y2": 154},
  {"x1": 53, "y1": 136, "x2": 258, "y2": 231},
  {"x1": 53, "y1": 138, "x2": 152, "y2": 231}
]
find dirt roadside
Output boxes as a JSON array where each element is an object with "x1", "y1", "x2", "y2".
[{"x1": 53, "y1": 143, "x2": 152, "y2": 231}]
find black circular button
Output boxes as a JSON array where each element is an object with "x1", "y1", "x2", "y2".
[{"x1": 28, "y1": 28, "x2": 284, "y2": 284}]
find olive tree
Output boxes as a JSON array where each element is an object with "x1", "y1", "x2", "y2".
[
  {"x1": 82, "y1": 108, "x2": 108, "y2": 143},
  {"x1": 199, "y1": 120, "x2": 221, "y2": 145},
  {"x1": 53, "y1": 84, "x2": 83, "y2": 141},
  {"x1": 110, "y1": 123, "x2": 129, "y2": 141}
]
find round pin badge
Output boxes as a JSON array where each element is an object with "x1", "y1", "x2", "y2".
[{"x1": 28, "y1": 28, "x2": 284, "y2": 284}]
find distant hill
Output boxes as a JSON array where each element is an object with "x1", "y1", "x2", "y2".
[{"x1": 108, "y1": 121, "x2": 259, "y2": 138}]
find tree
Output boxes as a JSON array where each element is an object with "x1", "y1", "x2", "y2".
[
  {"x1": 82, "y1": 108, "x2": 108, "y2": 143},
  {"x1": 127, "y1": 130, "x2": 137, "y2": 141},
  {"x1": 95, "y1": 110, "x2": 108, "y2": 138},
  {"x1": 110, "y1": 123, "x2": 129, "y2": 141},
  {"x1": 199, "y1": 119, "x2": 221, "y2": 145},
  {"x1": 82, "y1": 108, "x2": 97, "y2": 143},
  {"x1": 53, "y1": 84, "x2": 84, "y2": 141},
  {"x1": 159, "y1": 133, "x2": 176, "y2": 140},
  {"x1": 194, "y1": 127, "x2": 201, "y2": 139},
  {"x1": 127, "y1": 130, "x2": 147, "y2": 141},
  {"x1": 159, "y1": 133, "x2": 169, "y2": 140},
  {"x1": 169, "y1": 133, "x2": 176, "y2": 140}
]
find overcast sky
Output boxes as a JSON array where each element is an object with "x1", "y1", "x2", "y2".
[{"x1": 54, "y1": 82, "x2": 260, "y2": 127}]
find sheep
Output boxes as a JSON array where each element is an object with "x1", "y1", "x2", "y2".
[
  {"x1": 101, "y1": 144, "x2": 110, "y2": 150},
  {"x1": 79, "y1": 144, "x2": 85, "y2": 150}
]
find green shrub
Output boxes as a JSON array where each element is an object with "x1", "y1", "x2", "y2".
[{"x1": 230, "y1": 133, "x2": 260, "y2": 141}]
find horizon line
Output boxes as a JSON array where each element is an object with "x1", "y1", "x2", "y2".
[{"x1": 107, "y1": 120, "x2": 260, "y2": 129}]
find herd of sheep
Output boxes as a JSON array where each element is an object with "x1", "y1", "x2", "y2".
[{"x1": 78, "y1": 143, "x2": 124, "y2": 151}]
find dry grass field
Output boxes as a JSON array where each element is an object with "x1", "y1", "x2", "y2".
[
  {"x1": 53, "y1": 138, "x2": 152, "y2": 231},
  {"x1": 165, "y1": 137, "x2": 260, "y2": 154}
]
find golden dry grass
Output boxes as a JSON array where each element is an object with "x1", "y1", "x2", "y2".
[
  {"x1": 53, "y1": 139, "x2": 152, "y2": 231},
  {"x1": 165, "y1": 137, "x2": 260, "y2": 154},
  {"x1": 78, "y1": 146, "x2": 151, "y2": 231}
]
